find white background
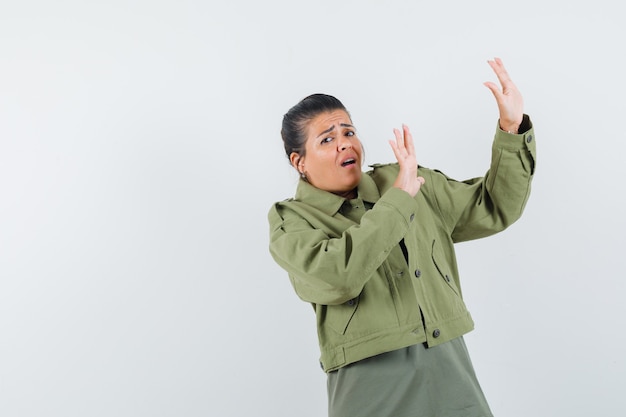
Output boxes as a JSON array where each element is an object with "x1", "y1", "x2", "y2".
[{"x1": 1, "y1": 1, "x2": 625, "y2": 416}]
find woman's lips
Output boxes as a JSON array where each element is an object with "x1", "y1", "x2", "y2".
[{"x1": 341, "y1": 158, "x2": 356, "y2": 167}]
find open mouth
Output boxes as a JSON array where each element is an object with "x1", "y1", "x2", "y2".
[{"x1": 341, "y1": 158, "x2": 356, "y2": 167}]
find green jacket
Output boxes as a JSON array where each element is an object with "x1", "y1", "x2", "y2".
[{"x1": 268, "y1": 118, "x2": 536, "y2": 372}]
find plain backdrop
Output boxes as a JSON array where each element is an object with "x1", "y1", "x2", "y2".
[{"x1": 1, "y1": 1, "x2": 625, "y2": 416}]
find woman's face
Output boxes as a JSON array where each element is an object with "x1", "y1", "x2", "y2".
[{"x1": 291, "y1": 110, "x2": 363, "y2": 198}]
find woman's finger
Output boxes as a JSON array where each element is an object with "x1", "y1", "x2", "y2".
[
  {"x1": 393, "y1": 128, "x2": 406, "y2": 153},
  {"x1": 488, "y1": 57, "x2": 510, "y2": 88},
  {"x1": 402, "y1": 124, "x2": 415, "y2": 156},
  {"x1": 488, "y1": 57, "x2": 521, "y2": 97}
]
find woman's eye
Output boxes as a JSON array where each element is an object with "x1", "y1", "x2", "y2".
[
  {"x1": 346, "y1": 131, "x2": 355, "y2": 137},
  {"x1": 321, "y1": 137, "x2": 333, "y2": 144}
]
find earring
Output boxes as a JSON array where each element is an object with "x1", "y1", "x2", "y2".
[{"x1": 298, "y1": 163, "x2": 307, "y2": 180}]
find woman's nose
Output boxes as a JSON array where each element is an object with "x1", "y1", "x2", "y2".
[{"x1": 338, "y1": 138, "x2": 352, "y2": 151}]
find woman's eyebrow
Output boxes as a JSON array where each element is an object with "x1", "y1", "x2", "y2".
[
  {"x1": 317, "y1": 125, "x2": 335, "y2": 138},
  {"x1": 316, "y1": 123, "x2": 354, "y2": 138}
]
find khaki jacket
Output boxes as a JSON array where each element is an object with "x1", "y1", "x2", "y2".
[{"x1": 268, "y1": 119, "x2": 536, "y2": 372}]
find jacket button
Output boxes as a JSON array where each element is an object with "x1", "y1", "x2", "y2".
[
  {"x1": 409, "y1": 213, "x2": 415, "y2": 222},
  {"x1": 414, "y1": 269, "x2": 421, "y2": 278},
  {"x1": 526, "y1": 134, "x2": 533, "y2": 143},
  {"x1": 346, "y1": 298, "x2": 356, "y2": 306},
  {"x1": 432, "y1": 329, "x2": 441, "y2": 338},
  {"x1": 445, "y1": 274, "x2": 451, "y2": 282}
]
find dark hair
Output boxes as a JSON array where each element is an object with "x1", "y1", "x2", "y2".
[{"x1": 281, "y1": 93, "x2": 350, "y2": 163}]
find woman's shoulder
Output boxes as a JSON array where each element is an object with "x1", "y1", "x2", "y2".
[
  {"x1": 366, "y1": 162, "x2": 399, "y2": 178},
  {"x1": 366, "y1": 163, "x2": 437, "y2": 179},
  {"x1": 367, "y1": 162, "x2": 399, "y2": 171}
]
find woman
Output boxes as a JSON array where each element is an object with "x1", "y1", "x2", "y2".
[{"x1": 268, "y1": 58, "x2": 536, "y2": 417}]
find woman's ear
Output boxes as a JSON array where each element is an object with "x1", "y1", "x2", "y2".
[{"x1": 290, "y1": 152, "x2": 304, "y2": 173}]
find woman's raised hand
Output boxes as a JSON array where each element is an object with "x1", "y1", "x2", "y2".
[
  {"x1": 389, "y1": 124, "x2": 425, "y2": 197},
  {"x1": 483, "y1": 57, "x2": 524, "y2": 133}
]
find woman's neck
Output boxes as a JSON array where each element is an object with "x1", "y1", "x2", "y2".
[{"x1": 334, "y1": 188, "x2": 358, "y2": 200}]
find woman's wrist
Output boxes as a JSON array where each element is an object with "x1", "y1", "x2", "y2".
[
  {"x1": 499, "y1": 120, "x2": 521, "y2": 134},
  {"x1": 500, "y1": 114, "x2": 532, "y2": 135}
]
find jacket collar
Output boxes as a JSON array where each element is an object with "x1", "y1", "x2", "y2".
[{"x1": 293, "y1": 172, "x2": 381, "y2": 216}]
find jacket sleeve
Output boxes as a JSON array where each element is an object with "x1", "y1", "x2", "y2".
[
  {"x1": 429, "y1": 115, "x2": 536, "y2": 242},
  {"x1": 268, "y1": 187, "x2": 416, "y2": 305}
]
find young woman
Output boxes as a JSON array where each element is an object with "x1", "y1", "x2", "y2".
[{"x1": 268, "y1": 58, "x2": 536, "y2": 417}]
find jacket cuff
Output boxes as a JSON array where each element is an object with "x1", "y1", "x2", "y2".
[
  {"x1": 377, "y1": 187, "x2": 419, "y2": 227},
  {"x1": 494, "y1": 115, "x2": 535, "y2": 149},
  {"x1": 493, "y1": 114, "x2": 536, "y2": 174}
]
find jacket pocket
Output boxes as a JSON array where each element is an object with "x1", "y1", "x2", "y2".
[
  {"x1": 325, "y1": 296, "x2": 360, "y2": 335},
  {"x1": 326, "y1": 262, "x2": 403, "y2": 336},
  {"x1": 431, "y1": 240, "x2": 462, "y2": 298}
]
